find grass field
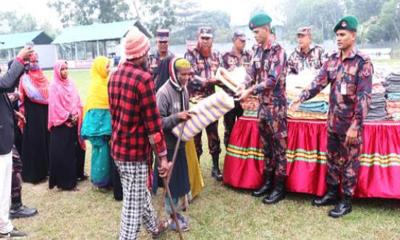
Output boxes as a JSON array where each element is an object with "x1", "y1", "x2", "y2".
[{"x1": 13, "y1": 67, "x2": 400, "y2": 239}]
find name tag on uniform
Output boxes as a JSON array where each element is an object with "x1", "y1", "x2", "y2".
[{"x1": 341, "y1": 82, "x2": 347, "y2": 95}]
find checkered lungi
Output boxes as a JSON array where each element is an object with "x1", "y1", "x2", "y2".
[{"x1": 114, "y1": 161, "x2": 158, "y2": 240}]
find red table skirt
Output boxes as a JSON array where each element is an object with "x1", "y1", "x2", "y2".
[{"x1": 223, "y1": 117, "x2": 400, "y2": 199}]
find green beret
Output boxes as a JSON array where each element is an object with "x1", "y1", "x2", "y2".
[
  {"x1": 334, "y1": 16, "x2": 358, "y2": 32},
  {"x1": 249, "y1": 12, "x2": 272, "y2": 30}
]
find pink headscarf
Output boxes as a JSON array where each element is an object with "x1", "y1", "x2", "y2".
[
  {"x1": 19, "y1": 52, "x2": 50, "y2": 105},
  {"x1": 48, "y1": 60, "x2": 85, "y2": 148}
]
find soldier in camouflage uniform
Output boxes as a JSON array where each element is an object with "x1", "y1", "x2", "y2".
[
  {"x1": 238, "y1": 13, "x2": 288, "y2": 204},
  {"x1": 287, "y1": 27, "x2": 326, "y2": 74},
  {"x1": 184, "y1": 26, "x2": 223, "y2": 181},
  {"x1": 221, "y1": 31, "x2": 252, "y2": 146},
  {"x1": 290, "y1": 16, "x2": 373, "y2": 218},
  {"x1": 148, "y1": 29, "x2": 174, "y2": 82}
]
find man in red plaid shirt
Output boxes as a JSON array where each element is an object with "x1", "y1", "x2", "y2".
[{"x1": 108, "y1": 29, "x2": 171, "y2": 240}]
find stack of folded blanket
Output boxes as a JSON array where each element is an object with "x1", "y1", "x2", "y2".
[
  {"x1": 286, "y1": 69, "x2": 329, "y2": 120},
  {"x1": 384, "y1": 72, "x2": 400, "y2": 93},
  {"x1": 287, "y1": 91, "x2": 329, "y2": 120},
  {"x1": 384, "y1": 72, "x2": 400, "y2": 120},
  {"x1": 366, "y1": 83, "x2": 387, "y2": 121}
]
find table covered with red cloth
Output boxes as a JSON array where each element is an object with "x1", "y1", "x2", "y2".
[{"x1": 223, "y1": 117, "x2": 400, "y2": 199}]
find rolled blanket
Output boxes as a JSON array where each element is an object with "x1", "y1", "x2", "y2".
[{"x1": 172, "y1": 91, "x2": 235, "y2": 142}]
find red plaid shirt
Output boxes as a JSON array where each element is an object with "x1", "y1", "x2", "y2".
[{"x1": 108, "y1": 62, "x2": 167, "y2": 162}]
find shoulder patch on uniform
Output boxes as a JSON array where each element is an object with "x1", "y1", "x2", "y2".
[
  {"x1": 328, "y1": 50, "x2": 339, "y2": 59},
  {"x1": 271, "y1": 42, "x2": 282, "y2": 51},
  {"x1": 356, "y1": 50, "x2": 371, "y2": 62},
  {"x1": 270, "y1": 43, "x2": 283, "y2": 55}
]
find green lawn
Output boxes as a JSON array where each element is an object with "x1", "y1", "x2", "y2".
[{"x1": 14, "y1": 69, "x2": 400, "y2": 240}]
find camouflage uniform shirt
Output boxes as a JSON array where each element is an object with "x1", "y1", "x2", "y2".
[
  {"x1": 299, "y1": 48, "x2": 373, "y2": 135},
  {"x1": 148, "y1": 50, "x2": 174, "y2": 79},
  {"x1": 184, "y1": 48, "x2": 221, "y2": 98},
  {"x1": 287, "y1": 45, "x2": 325, "y2": 74},
  {"x1": 245, "y1": 42, "x2": 288, "y2": 138},
  {"x1": 221, "y1": 50, "x2": 252, "y2": 71}
]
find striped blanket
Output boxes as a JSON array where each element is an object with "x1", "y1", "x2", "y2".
[{"x1": 172, "y1": 91, "x2": 235, "y2": 141}]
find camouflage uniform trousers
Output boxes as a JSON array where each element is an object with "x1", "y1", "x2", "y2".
[
  {"x1": 223, "y1": 101, "x2": 243, "y2": 147},
  {"x1": 326, "y1": 131, "x2": 362, "y2": 197},
  {"x1": 194, "y1": 121, "x2": 221, "y2": 159},
  {"x1": 258, "y1": 115, "x2": 288, "y2": 179}
]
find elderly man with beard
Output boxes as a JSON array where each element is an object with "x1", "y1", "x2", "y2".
[{"x1": 184, "y1": 26, "x2": 223, "y2": 181}]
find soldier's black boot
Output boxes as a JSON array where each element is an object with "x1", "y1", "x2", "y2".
[
  {"x1": 251, "y1": 173, "x2": 273, "y2": 197},
  {"x1": 211, "y1": 155, "x2": 223, "y2": 181},
  {"x1": 262, "y1": 177, "x2": 286, "y2": 204},
  {"x1": 328, "y1": 195, "x2": 352, "y2": 218},
  {"x1": 312, "y1": 184, "x2": 339, "y2": 206}
]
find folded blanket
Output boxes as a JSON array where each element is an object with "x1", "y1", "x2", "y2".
[
  {"x1": 385, "y1": 85, "x2": 400, "y2": 93},
  {"x1": 386, "y1": 100, "x2": 400, "y2": 109},
  {"x1": 372, "y1": 83, "x2": 386, "y2": 94},
  {"x1": 287, "y1": 110, "x2": 327, "y2": 120},
  {"x1": 240, "y1": 95, "x2": 259, "y2": 111},
  {"x1": 366, "y1": 104, "x2": 387, "y2": 120},
  {"x1": 298, "y1": 101, "x2": 329, "y2": 113},
  {"x1": 391, "y1": 112, "x2": 400, "y2": 121},
  {"x1": 287, "y1": 99, "x2": 329, "y2": 113},
  {"x1": 387, "y1": 93, "x2": 400, "y2": 101},
  {"x1": 287, "y1": 90, "x2": 329, "y2": 102}
]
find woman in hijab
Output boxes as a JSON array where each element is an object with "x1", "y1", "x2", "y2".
[
  {"x1": 48, "y1": 61, "x2": 85, "y2": 191},
  {"x1": 81, "y1": 56, "x2": 122, "y2": 199},
  {"x1": 19, "y1": 53, "x2": 50, "y2": 183},
  {"x1": 81, "y1": 56, "x2": 112, "y2": 189}
]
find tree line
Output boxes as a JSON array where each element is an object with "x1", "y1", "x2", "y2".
[{"x1": 0, "y1": 0, "x2": 398, "y2": 44}]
